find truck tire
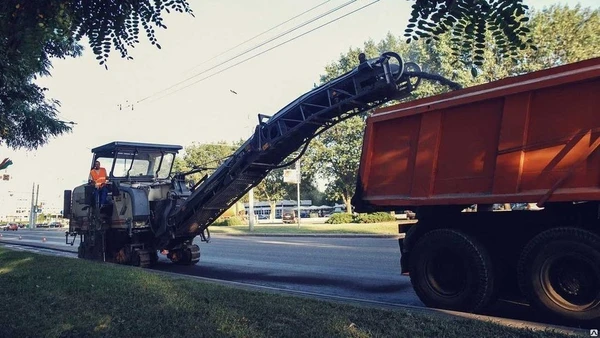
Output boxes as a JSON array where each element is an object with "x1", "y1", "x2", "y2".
[
  {"x1": 517, "y1": 227, "x2": 600, "y2": 322},
  {"x1": 408, "y1": 229, "x2": 496, "y2": 313}
]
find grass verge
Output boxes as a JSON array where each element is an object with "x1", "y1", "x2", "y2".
[
  {"x1": 209, "y1": 221, "x2": 407, "y2": 235},
  {"x1": 0, "y1": 247, "x2": 584, "y2": 338}
]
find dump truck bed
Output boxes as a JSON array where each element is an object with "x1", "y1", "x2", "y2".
[{"x1": 353, "y1": 58, "x2": 600, "y2": 211}]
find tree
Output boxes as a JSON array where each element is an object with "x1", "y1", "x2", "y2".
[
  {"x1": 253, "y1": 169, "x2": 287, "y2": 220},
  {"x1": 281, "y1": 169, "x2": 326, "y2": 207},
  {"x1": 0, "y1": 0, "x2": 193, "y2": 150},
  {"x1": 309, "y1": 4, "x2": 599, "y2": 213},
  {"x1": 255, "y1": 163, "x2": 327, "y2": 219},
  {"x1": 173, "y1": 141, "x2": 237, "y2": 186},
  {"x1": 305, "y1": 117, "x2": 365, "y2": 213}
]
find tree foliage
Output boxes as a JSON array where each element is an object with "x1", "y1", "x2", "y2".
[
  {"x1": 68, "y1": 0, "x2": 194, "y2": 66},
  {"x1": 0, "y1": 0, "x2": 192, "y2": 150},
  {"x1": 252, "y1": 158, "x2": 325, "y2": 218},
  {"x1": 304, "y1": 116, "x2": 366, "y2": 213},
  {"x1": 310, "y1": 4, "x2": 599, "y2": 209},
  {"x1": 173, "y1": 141, "x2": 237, "y2": 186},
  {"x1": 0, "y1": 1, "x2": 82, "y2": 149},
  {"x1": 253, "y1": 169, "x2": 287, "y2": 219},
  {"x1": 406, "y1": 0, "x2": 535, "y2": 74}
]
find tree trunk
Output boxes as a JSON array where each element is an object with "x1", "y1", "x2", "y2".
[
  {"x1": 342, "y1": 195, "x2": 353, "y2": 214},
  {"x1": 269, "y1": 201, "x2": 277, "y2": 220}
]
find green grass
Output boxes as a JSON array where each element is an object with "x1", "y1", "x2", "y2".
[
  {"x1": 209, "y1": 221, "x2": 408, "y2": 235},
  {"x1": 0, "y1": 247, "x2": 584, "y2": 338}
]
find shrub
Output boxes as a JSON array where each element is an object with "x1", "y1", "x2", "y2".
[
  {"x1": 211, "y1": 220, "x2": 227, "y2": 227},
  {"x1": 211, "y1": 216, "x2": 245, "y2": 226},
  {"x1": 325, "y1": 213, "x2": 354, "y2": 224},
  {"x1": 225, "y1": 216, "x2": 244, "y2": 226},
  {"x1": 353, "y1": 212, "x2": 396, "y2": 223}
]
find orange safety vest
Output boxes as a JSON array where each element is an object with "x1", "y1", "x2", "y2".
[{"x1": 90, "y1": 168, "x2": 108, "y2": 188}]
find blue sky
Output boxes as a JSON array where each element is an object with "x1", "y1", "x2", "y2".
[{"x1": 0, "y1": 0, "x2": 598, "y2": 211}]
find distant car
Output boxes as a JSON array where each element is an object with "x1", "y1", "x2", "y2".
[
  {"x1": 3, "y1": 223, "x2": 18, "y2": 231},
  {"x1": 404, "y1": 210, "x2": 416, "y2": 220},
  {"x1": 282, "y1": 211, "x2": 296, "y2": 224},
  {"x1": 49, "y1": 222, "x2": 63, "y2": 228}
]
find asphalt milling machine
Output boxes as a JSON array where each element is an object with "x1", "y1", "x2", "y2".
[{"x1": 63, "y1": 52, "x2": 457, "y2": 268}]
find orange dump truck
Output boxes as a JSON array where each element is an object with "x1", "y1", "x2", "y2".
[{"x1": 352, "y1": 57, "x2": 600, "y2": 323}]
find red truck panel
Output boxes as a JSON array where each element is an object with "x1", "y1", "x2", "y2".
[{"x1": 355, "y1": 58, "x2": 600, "y2": 210}]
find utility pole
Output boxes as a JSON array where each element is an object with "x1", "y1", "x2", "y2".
[
  {"x1": 296, "y1": 159, "x2": 301, "y2": 228},
  {"x1": 248, "y1": 188, "x2": 255, "y2": 232},
  {"x1": 29, "y1": 182, "x2": 35, "y2": 229},
  {"x1": 33, "y1": 184, "x2": 39, "y2": 228}
]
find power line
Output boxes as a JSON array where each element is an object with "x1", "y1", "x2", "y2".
[
  {"x1": 184, "y1": 0, "x2": 334, "y2": 74},
  {"x1": 145, "y1": 0, "x2": 381, "y2": 104},
  {"x1": 136, "y1": 0, "x2": 361, "y2": 104}
]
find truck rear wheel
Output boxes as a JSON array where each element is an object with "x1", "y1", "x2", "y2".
[
  {"x1": 517, "y1": 227, "x2": 600, "y2": 322},
  {"x1": 408, "y1": 229, "x2": 496, "y2": 313}
]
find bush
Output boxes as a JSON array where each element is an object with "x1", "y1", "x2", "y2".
[
  {"x1": 211, "y1": 220, "x2": 227, "y2": 227},
  {"x1": 353, "y1": 212, "x2": 396, "y2": 223},
  {"x1": 325, "y1": 213, "x2": 354, "y2": 224},
  {"x1": 225, "y1": 216, "x2": 244, "y2": 226},
  {"x1": 211, "y1": 216, "x2": 245, "y2": 226}
]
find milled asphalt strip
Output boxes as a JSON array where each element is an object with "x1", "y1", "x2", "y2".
[{"x1": 0, "y1": 240, "x2": 588, "y2": 336}]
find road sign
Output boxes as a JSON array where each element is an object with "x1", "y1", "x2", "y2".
[{"x1": 283, "y1": 169, "x2": 299, "y2": 184}]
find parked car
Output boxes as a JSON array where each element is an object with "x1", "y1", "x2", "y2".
[
  {"x1": 3, "y1": 223, "x2": 18, "y2": 231},
  {"x1": 282, "y1": 210, "x2": 296, "y2": 224},
  {"x1": 49, "y1": 222, "x2": 63, "y2": 228}
]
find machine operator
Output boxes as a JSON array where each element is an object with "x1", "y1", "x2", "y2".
[{"x1": 89, "y1": 160, "x2": 109, "y2": 207}]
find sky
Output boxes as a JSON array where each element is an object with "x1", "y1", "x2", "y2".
[{"x1": 0, "y1": 0, "x2": 598, "y2": 212}]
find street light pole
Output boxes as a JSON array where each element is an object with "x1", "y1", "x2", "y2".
[
  {"x1": 33, "y1": 184, "x2": 39, "y2": 228},
  {"x1": 29, "y1": 182, "x2": 35, "y2": 229},
  {"x1": 296, "y1": 159, "x2": 301, "y2": 228},
  {"x1": 249, "y1": 187, "x2": 255, "y2": 232}
]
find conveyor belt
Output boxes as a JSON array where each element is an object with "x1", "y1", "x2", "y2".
[{"x1": 169, "y1": 52, "x2": 420, "y2": 238}]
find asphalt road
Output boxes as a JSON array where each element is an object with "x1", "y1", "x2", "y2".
[
  {"x1": 0, "y1": 228, "x2": 582, "y2": 328},
  {"x1": 0, "y1": 228, "x2": 422, "y2": 305}
]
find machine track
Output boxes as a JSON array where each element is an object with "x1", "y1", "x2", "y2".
[
  {"x1": 167, "y1": 244, "x2": 200, "y2": 265},
  {"x1": 133, "y1": 249, "x2": 152, "y2": 268}
]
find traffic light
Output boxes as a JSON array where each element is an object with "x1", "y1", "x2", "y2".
[{"x1": 0, "y1": 158, "x2": 13, "y2": 170}]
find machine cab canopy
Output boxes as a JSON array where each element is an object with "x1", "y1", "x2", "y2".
[{"x1": 91, "y1": 141, "x2": 182, "y2": 182}]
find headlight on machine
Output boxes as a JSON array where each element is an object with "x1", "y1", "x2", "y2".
[{"x1": 133, "y1": 221, "x2": 148, "y2": 227}]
